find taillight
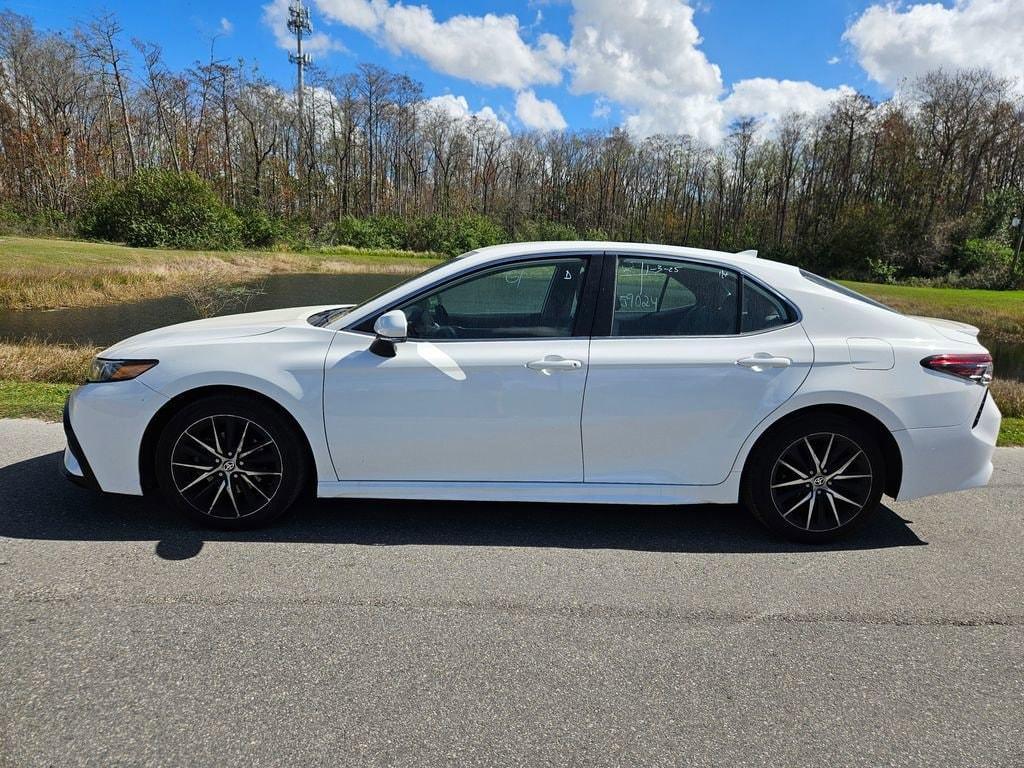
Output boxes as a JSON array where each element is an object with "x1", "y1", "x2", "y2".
[{"x1": 921, "y1": 353, "x2": 993, "y2": 385}]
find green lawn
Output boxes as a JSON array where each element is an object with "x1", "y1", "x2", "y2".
[
  {"x1": 0, "y1": 381, "x2": 75, "y2": 420},
  {"x1": 841, "y1": 280, "x2": 1024, "y2": 345},
  {"x1": 999, "y1": 417, "x2": 1024, "y2": 447}
]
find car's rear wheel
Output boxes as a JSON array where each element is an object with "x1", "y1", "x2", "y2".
[
  {"x1": 743, "y1": 414, "x2": 885, "y2": 543},
  {"x1": 154, "y1": 394, "x2": 307, "y2": 529}
]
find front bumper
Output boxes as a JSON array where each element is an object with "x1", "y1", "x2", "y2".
[
  {"x1": 62, "y1": 379, "x2": 168, "y2": 495},
  {"x1": 62, "y1": 400, "x2": 99, "y2": 489}
]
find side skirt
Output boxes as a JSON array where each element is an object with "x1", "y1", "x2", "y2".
[{"x1": 316, "y1": 477, "x2": 741, "y2": 506}]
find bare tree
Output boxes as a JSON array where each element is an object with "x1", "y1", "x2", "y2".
[
  {"x1": 1, "y1": 10, "x2": 1024, "y2": 280},
  {"x1": 78, "y1": 14, "x2": 137, "y2": 173}
]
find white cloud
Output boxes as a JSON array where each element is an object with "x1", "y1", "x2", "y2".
[
  {"x1": 566, "y1": 0, "x2": 725, "y2": 143},
  {"x1": 515, "y1": 90, "x2": 567, "y2": 130},
  {"x1": 219, "y1": 17, "x2": 234, "y2": 35},
  {"x1": 262, "y1": 0, "x2": 343, "y2": 57},
  {"x1": 421, "y1": 94, "x2": 511, "y2": 134},
  {"x1": 723, "y1": 78, "x2": 855, "y2": 133},
  {"x1": 303, "y1": 0, "x2": 861, "y2": 143},
  {"x1": 844, "y1": 0, "x2": 1024, "y2": 91},
  {"x1": 314, "y1": 0, "x2": 566, "y2": 89},
  {"x1": 827, "y1": 55, "x2": 840, "y2": 65}
]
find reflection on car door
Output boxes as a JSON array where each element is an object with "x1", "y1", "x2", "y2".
[{"x1": 323, "y1": 256, "x2": 599, "y2": 483}]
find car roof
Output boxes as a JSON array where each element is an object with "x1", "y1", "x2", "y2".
[{"x1": 456, "y1": 241, "x2": 763, "y2": 270}]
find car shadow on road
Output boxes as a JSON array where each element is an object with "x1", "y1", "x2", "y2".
[{"x1": 0, "y1": 452, "x2": 926, "y2": 560}]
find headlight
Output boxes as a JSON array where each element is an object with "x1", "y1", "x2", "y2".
[{"x1": 87, "y1": 358, "x2": 159, "y2": 383}]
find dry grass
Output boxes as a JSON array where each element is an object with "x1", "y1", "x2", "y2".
[
  {"x1": 991, "y1": 378, "x2": 1024, "y2": 419},
  {"x1": 0, "y1": 340, "x2": 98, "y2": 383},
  {"x1": 0, "y1": 264, "x2": 201, "y2": 311},
  {"x1": 0, "y1": 236, "x2": 441, "y2": 311}
]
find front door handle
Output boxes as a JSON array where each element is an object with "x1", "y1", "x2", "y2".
[
  {"x1": 526, "y1": 356, "x2": 583, "y2": 374},
  {"x1": 736, "y1": 354, "x2": 792, "y2": 371}
]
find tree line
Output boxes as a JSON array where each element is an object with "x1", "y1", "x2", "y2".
[{"x1": 1, "y1": 10, "x2": 1023, "y2": 283}]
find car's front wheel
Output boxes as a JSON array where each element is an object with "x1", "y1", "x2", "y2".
[
  {"x1": 743, "y1": 414, "x2": 885, "y2": 543},
  {"x1": 154, "y1": 394, "x2": 308, "y2": 529}
]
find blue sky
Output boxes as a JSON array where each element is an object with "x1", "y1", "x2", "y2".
[{"x1": 10, "y1": 0, "x2": 1018, "y2": 141}]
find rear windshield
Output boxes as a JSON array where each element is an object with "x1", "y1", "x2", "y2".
[{"x1": 799, "y1": 270, "x2": 894, "y2": 312}]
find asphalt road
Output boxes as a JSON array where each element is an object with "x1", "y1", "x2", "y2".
[{"x1": 1, "y1": 418, "x2": 1022, "y2": 767}]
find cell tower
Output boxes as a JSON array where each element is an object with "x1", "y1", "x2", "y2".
[{"x1": 287, "y1": 0, "x2": 312, "y2": 124}]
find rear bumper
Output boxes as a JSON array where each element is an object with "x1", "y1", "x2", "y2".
[{"x1": 894, "y1": 390, "x2": 1000, "y2": 501}]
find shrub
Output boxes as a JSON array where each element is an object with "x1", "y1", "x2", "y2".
[
  {"x1": 955, "y1": 238, "x2": 1013, "y2": 274},
  {"x1": 408, "y1": 214, "x2": 506, "y2": 256},
  {"x1": 0, "y1": 205, "x2": 71, "y2": 237},
  {"x1": 973, "y1": 189, "x2": 1024, "y2": 242},
  {"x1": 514, "y1": 219, "x2": 580, "y2": 242},
  {"x1": 182, "y1": 275, "x2": 266, "y2": 319},
  {"x1": 78, "y1": 169, "x2": 241, "y2": 250},
  {"x1": 867, "y1": 257, "x2": 899, "y2": 284},
  {"x1": 327, "y1": 215, "x2": 408, "y2": 250},
  {"x1": 237, "y1": 208, "x2": 285, "y2": 248},
  {"x1": 820, "y1": 204, "x2": 887, "y2": 275}
]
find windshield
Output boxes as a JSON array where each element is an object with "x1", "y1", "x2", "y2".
[{"x1": 325, "y1": 256, "x2": 461, "y2": 329}]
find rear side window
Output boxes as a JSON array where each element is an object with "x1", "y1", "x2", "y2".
[
  {"x1": 611, "y1": 257, "x2": 740, "y2": 337},
  {"x1": 742, "y1": 280, "x2": 794, "y2": 332}
]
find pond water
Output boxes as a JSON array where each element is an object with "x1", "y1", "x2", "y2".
[
  {"x1": 0, "y1": 271, "x2": 1021, "y2": 380},
  {"x1": 0, "y1": 273, "x2": 403, "y2": 348},
  {"x1": 988, "y1": 340, "x2": 1024, "y2": 382}
]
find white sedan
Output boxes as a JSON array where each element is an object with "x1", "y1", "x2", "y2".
[{"x1": 63, "y1": 241, "x2": 1001, "y2": 542}]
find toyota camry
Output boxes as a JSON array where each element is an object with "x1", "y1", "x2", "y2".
[{"x1": 62, "y1": 242, "x2": 1001, "y2": 542}]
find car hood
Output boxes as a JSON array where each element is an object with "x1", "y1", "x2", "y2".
[{"x1": 100, "y1": 305, "x2": 349, "y2": 357}]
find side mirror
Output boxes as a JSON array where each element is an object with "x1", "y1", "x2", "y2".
[{"x1": 370, "y1": 310, "x2": 407, "y2": 357}]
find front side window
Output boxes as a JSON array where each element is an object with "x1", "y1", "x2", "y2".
[
  {"x1": 397, "y1": 258, "x2": 588, "y2": 340},
  {"x1": 612, "y1": 257, "x2": 739, "y2": 337}
]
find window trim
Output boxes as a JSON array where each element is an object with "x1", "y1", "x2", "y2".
[
  {"x1": 592, "y1": 252, "x2": 801, "y2": 339},
  {"x1": 346, "y1": 252, "x2": 604, "y2": 343}
]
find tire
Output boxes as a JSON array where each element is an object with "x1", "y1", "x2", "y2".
[
  {"x1": 154, "y1": 394, "x2": 308, "y2": 529},
  {"x1": 742, "y1": 414, "x2": 885, "y2": 543}
]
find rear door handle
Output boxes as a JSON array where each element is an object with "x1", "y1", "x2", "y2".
[
  {"x1": 527, "y1": 357, "x2": 583, "y2": 374},
  {"x1": 736, "y1": 354, "x2": 792, "y2": 371}
]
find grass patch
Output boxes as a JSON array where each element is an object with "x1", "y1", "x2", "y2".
[
  {"x1": 0, "y1": 236, "x2": 442, "y2": 311},
  {"x1": 841, "y1": 280, "x2": 1024, "y2": 345},
  {"x1": 998, "y1": 418, "x2": 1024, "y2": 447},
  {"x1": 991, "y1": 379, "x2": 1024, "y2": 419},
  {"x1": 0, "y1": 340, "x2": 98, "y2": 383},
  {"x1": 0, "y1": 380, "x2": 75, "y2": 420}
]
